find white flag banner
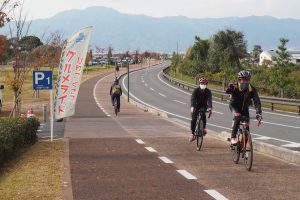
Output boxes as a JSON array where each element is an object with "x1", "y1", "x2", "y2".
[{"x1": 54, "y1": 26, "x2": 92, "y2": 119}]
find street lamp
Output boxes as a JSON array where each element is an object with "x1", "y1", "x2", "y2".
[{"x1": 126, "y1": 57, "x2": 130, "y2": 102}]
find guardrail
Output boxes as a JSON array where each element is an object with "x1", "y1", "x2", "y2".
[{"x1": 162, "y1": 67, "x2": 300, "y2": 115}]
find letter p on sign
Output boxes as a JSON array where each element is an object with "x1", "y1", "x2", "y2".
[{"x1": 35, "y1": 72, "x2": 45, "y2": 85}]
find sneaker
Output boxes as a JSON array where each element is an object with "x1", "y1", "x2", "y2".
[
  {"x1": 203, "y1": 129, "x2": 207, "y2": 136},
  {"x1": 189, "y1": 134, "x2": 196, "y2": 142},
  {"x1": 231, "y1": 137, "x2": 238, "y2": 145}
]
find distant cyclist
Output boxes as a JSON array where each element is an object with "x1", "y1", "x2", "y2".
[
  {"x1": 110, "y1": 78, "x2": 122, "y2": 112},
  {"x1": 226, "y1": 70, "x2": 262, "y2": 145},
  {"x1": 190, "y1": 77, "x2": 212, "y2": 142}
]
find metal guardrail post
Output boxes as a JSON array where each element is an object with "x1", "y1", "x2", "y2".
[
  {"x1": 299, "y1": 106, "x2": 300, "y2": 115},
  {"x1": 271, "y1": 103, "x2": 274, "y2": 111}
]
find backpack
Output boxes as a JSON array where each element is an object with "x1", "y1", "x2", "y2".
[{"x1": 112, "y1": 85, "x2": 121, "y2": 95}]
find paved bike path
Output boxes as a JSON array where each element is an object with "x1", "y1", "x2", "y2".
[{"x1": 65, "y1": 71, "x2": 213, "y2": 200}]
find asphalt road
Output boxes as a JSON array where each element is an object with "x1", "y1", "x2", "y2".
[{"x1": 121, "y1": 62, "x2": 300, "y2": 151}]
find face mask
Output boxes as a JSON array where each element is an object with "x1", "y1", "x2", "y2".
[
  {"x1": 199, "y1": 84, "x2": 207, "y2": 89},
  {"x1": 240, "y1": 83, "x2": 249, "y2": 90}
]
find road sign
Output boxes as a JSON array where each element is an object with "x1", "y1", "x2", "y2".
[{"x1": 33, "y1": 71, "x2": 53, "y2": 90}]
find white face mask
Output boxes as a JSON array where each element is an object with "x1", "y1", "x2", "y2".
[{"x1": 199, "y1": 84, "x2": 207, "y2": 89}]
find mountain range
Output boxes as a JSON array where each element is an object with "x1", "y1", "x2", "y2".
[{"x1": 1, "y1": 6, "x2": 300, "y2": 52}]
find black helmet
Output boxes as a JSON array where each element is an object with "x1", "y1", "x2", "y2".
[{"x1": 237, "y1": 70, "x2": 251, "y2": 80}]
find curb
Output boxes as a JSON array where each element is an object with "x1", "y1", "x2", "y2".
[{"x1": 63, "y1": 138, "x2": 74, "y2": 200}]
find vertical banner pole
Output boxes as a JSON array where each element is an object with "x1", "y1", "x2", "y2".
[{"x1": 50, "y1": 89, "x2": 53, "y2": 142}]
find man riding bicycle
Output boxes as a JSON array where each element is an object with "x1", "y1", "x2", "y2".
[
  {"x1": 226, "y1": 70, "x2": 262, "y2": 145},
  {"x1": 190, "y1": 77, "x2": 212, "y2": 142},
  {"x1": 110, "y1": 78, "x2": 122, "y2": 112}
]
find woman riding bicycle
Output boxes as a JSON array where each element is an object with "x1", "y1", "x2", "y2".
[
  {"x1": 190, "y1": 77, "x2": 212, "y2": 142},
  {"x1": 226, "y1": 70, "x2": 262, "y2": 145}
]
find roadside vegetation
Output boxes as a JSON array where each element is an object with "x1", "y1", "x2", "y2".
[{"x1": 170, "y1": 29, "x2": 300, "y2": 99}]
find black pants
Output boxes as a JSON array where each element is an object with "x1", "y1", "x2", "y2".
[
  {"x1": 111, "y1": 93, "x2": 120, "y2": 110},
  {"x1": 231, "y1": 110, "x2": 250, "y2": 137},
  {"x1": 191, "y1": 110, "x2": 206, "y2": 134}
]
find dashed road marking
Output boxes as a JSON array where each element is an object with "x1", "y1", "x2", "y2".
[
  {"x1": 159, "y1": 156, "x2": 174, "y2": 164},
  {"x1": 204, "y1": 190, "x2": 229, "y2": 200},
  {"x1": 145, "y1": 147, "x2": 157, "y2": 152},
  {"x1": 150, "y1": 87, "x2": 155, "y2": 91},
  {"x1": 158, "y1": 93, "x2": 166, "y2": 97},
  {"x1": 176, "y1": 170, "x2": 197, "y2": 180},
  {"x1": 173, "y1": 100, "x2": 187, "y2": 105},
  {"x1": 136, "y1": 139, "x2": 145, "y2": 144}
]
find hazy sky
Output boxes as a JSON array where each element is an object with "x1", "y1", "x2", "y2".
[{"x1": 23, "y1": 0, "x2": 300, "y2": 20}]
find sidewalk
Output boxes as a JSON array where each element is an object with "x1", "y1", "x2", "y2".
[{"x1": 64, "y1": 70, "x2": 212, "y2": 200}]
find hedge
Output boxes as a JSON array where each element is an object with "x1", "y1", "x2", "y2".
[{"x1": 0, "y1": 118, "x2": 40, "y2": 165}]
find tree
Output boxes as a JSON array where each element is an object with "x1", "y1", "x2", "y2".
[
  {"x1": 0, "y1": 0, "x2": 18, "y2": 28},
  {"x1": 0, "y1": 35, "x2": 8, "y2": 63},
  {"x1": 19, "y1": 35, "x2": 43, "y2": 51},
  {"x1": 275, "y1": 38, "x2": 292, "y2": 67},
  {"x1": 251, "y1": 45, "x2": 263, "y2": 64}
]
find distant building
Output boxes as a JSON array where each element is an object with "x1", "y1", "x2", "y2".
[{"x1": 259, "y1": 50, "x2": 300, "y2": 66}]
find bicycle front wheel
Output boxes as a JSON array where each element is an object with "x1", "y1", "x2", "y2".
[
  {"x1": 231, "y1": 141, "x2": 240, "y2": 164},
  {"x1": 196, "y1": 119, "x2": 204, "y2": 151},
  {"x1": 244, "y1": 132, "x2": 253, "y2": 171}
]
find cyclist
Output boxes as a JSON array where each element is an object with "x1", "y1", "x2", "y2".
[
  {"x1": 190, "y1": 77, "x2": 212, "y2": 142},
  {"x1": 110, "y1": 78, "x2": 122, "y2": 112},
  {"x1": 226, "y1": 70, "x2": 262, "y2": 145}
]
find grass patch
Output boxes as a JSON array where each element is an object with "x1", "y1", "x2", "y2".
[{"x1": 0, "y1": 140, "x2": 64, "y2": 200}]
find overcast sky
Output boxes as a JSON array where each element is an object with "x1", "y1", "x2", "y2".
[{"x1": 23, "y1": 0, "x2": 300, "y2": 20}]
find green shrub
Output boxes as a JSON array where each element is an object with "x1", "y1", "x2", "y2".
[{"x1": 0, "y1": 118, "x2": 39, "y2": 165}]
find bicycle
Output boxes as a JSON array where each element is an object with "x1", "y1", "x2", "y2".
[
  {"x1": 113, "y1": 96, "x2": 118, "y2": 116},
  {"x1": 194, "y1": 108, "x2": 210, "y2": 151},
  {"x1": 230, "y1": 116, "x2": 261, "y2": 171}
]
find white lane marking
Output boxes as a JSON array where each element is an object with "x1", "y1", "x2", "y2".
[
  {"x1": 123, "y1": 73, "x2": 299, "y2": 146},
  {"x1": 40, "y1": 123, "x2": 45, "y2": 126},
  {"x1": 157, "y1": 71, "x2": 190, "y2": 95},
  {"x1": 136, "y1": 139, "x2": 145, "y2": 144},
  {"x1": 212, "y1": 110, "x2": 224, "y2": 115},
  {"x1": 93, "y1": 73, "x2": 114, "y2": 115},
  {"x1": 145, "y1": 83, "x2": 148, "y2": 87},
  {"x1": 145, "y1": 147, "x2": 157, "y2": 152},
  {"x1": 159, "y1": 156, "x2": 174, "y2": 164},
  {"x1": 107, "y1": 114, "x2": 111, "y2": 117},
  {"x1": 254, "y1": 136, "x2": 271, "y2": 140},
  {"x1": 177, "y1": 170, "x2": 197, "y2": 180},
  {"x1": 250, "y1": 108, "x2": 300, "y2": 119},
  {"x1": 150, "y1": 87, "x2": 155, "y2": 91},
  {"x1": 37, "y1": 130, "x2": 42, "y2": 132},
  {"x1": 204, "y1": 190, "x2": 229, "y2": 200},
  {"x1": 158, "y1": 93, "x2": 166, "y2": 97},
  {"x1": 282, "y1": 143, "x2": 300, "y2": 148},
  {"x1": 173, "y1": 100, "x2": 187, "y2": 105},
  {"x1": 254, "y1": 120, "x2": 300, "y2": 129}
]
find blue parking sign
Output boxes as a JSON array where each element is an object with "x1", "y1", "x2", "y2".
[{"x1": 33, "y1": 71, "x2": 53, "y2": 90}]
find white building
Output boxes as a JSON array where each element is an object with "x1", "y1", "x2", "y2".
[{"x1": 259, "y1": 50, "x2": 300, "y2": 66}]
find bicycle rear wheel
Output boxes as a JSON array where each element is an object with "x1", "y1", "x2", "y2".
[
  {"x1": 196, "y1": 119, "x2": 204, "y2": 151},
  {"x1": 114, "y1": 98, "x2": 118, "y2": 116},
  {"x1": 244, "y1": 132, "x2": 253, "y2": 171}
]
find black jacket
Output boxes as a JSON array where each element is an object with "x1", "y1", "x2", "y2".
[
  {"x1": 226, "y1": 84, "x2": 262, "y2": 114},
  {"x1": 191, "y1": 88, "x2": 212, "y2": 110}
]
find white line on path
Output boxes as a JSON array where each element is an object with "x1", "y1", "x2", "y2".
[
  {"x1": 145, "y1": 147, "x2": 157, "y2": 152},
  {"x1": 159, "y1": 156, "x2": 174, "y2": 164},
  {"x1": 136, "y1": 139, "x2": 145, "y2": 144},
  {"x1": 150, "y1": 87, "x2": 155, "y2": 91},
  {"x1": 173, "y1": 100, "x2": 187, "y2": 105},
  {"x1": 204, "y1": 190, "x2": 229, "y2": 200},
  {"x1": 253, "y1": 136, "x2": 271, "y2": 140},
  {"x1": 145, "y1": 83, "x2": 148, "y2": 87},
  {"x1": 158, "y1": 93, "x2": 166, "y2": 97},
  {"x1": 176, "y1": 170, "x2": 197, "y2": 180},
  {"x1": 255, "y1": 120, "x2": 300, "y2": 129}
]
